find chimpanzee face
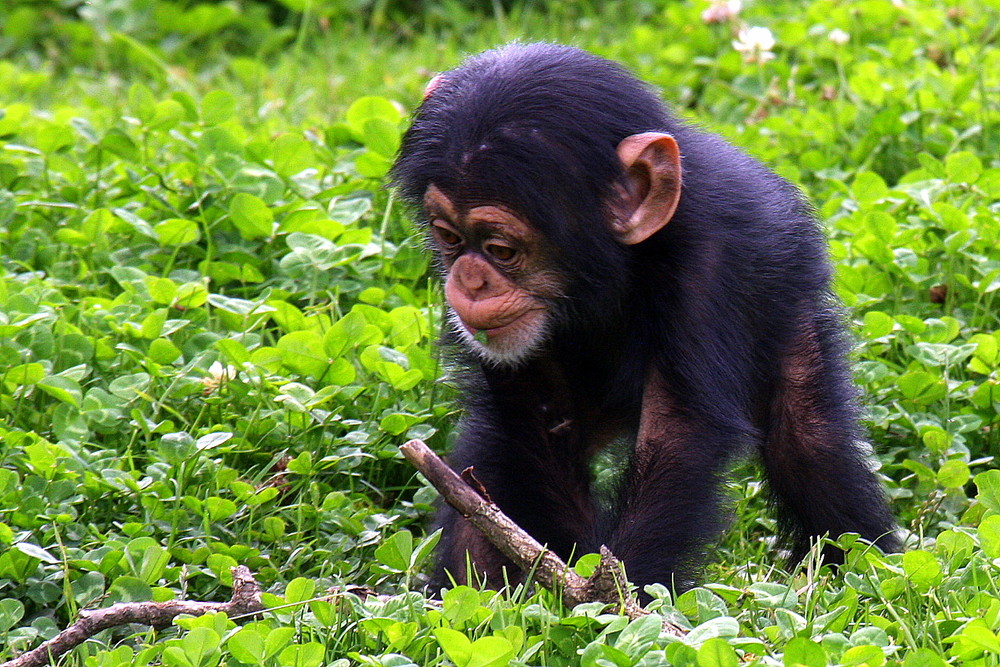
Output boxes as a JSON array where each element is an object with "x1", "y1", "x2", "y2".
[{"x1": 423, "y1": 186, "x2": 564, "y2": 366}]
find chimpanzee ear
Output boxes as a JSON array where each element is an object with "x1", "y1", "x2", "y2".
[
  {"x1": 613, "y1": 132, "x2": 682, "y2": 245},
  {"x1": 423, "y1": 74, "x2": 445, "y2": 100}
]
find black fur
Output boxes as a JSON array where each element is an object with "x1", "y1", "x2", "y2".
[{"x1": 391, "y1": 43, "x2": 900, "y2": 595}]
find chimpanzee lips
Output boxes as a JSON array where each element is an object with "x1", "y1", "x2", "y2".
[{"x1": 459, "y1": 308, "x2": 544, "y2": 340}]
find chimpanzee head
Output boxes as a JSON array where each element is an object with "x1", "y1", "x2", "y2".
[{"x1": 391, "y1": 43, "x2": 682, "y2": 366}]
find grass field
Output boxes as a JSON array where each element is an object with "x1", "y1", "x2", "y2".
[{"x1": 0, "y1": 0, "x2": 999, "y2": 664}]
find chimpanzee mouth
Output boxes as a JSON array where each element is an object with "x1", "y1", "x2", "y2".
[
  {"x1": 448, "y1": 309, "x2": 548, "y2": 366},
  {"x1": 461, "y1": 308, "x2": 545, "y2": 339}
]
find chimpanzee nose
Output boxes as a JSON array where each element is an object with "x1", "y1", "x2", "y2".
[{"x1": 454, "y1": 256, "x2": 498, "y2": 299}]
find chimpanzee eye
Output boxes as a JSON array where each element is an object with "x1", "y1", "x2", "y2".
[
  {"x1": 433, "y1": 222, "x2": 462, "y2": 246},
  {"x1": 485, "y1": 243, "x2": 517, "y2": 262}
]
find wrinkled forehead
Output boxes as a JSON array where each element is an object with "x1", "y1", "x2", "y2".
[{"x1": 423, "y1": 185, "x2": 535, "y2": 236}]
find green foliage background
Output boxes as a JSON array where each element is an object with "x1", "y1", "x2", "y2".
[{"x1": 0, "y1": 0, "x2": 998, "y2": 665}]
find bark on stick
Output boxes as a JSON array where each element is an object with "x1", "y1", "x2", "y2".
[
  {"x1": 400, "y1": 438, "x2": 684, "y2": 636},
  {"x1": 1, "y1": 566, "x2": 264, "y2": 667}
]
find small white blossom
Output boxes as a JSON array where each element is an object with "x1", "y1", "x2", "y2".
[
  {"x1": 200, "y1": 361, "x2": 237, "y2": 394},
  {"x1": 828, "y1": 28, "x2": 850, "y2": 45},
  {"x1": 733, "y1": 26, "x2": 777, "y2": 64},
  {"x1": 702, "y1": 0, "x2": 742, "y2": 24}
]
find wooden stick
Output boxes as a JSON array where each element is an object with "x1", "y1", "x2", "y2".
[
  {"x1": 1, "y1": 566, "x2": 264, "y2": 667},
  {"x1": 400, "y1": 439, "x2": 685, "y2": 635}
]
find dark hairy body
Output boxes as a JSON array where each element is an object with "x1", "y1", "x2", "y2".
[{"x1": 391, "y1": 43, "x2": 900, "y2": 595}]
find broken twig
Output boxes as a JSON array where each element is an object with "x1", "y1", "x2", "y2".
[
  {"x1": 1, "y1": 566, "x2": 264, "y2": 667},
  {"x1": 400, "y1": 438, "x2": 685, "y2": 636}
]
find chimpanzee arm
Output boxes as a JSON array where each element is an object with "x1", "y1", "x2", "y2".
[
  {"x1": 431, "y1": 388, "x2": 595, "y2": 590},
  {"x1": 763, "y1": 307, "x2": 901, "y2": 561},
  {"x1": 601, "y1": 373, "x2": 741, "y2": 593}
]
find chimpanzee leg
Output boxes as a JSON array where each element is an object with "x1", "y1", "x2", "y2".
[
  {"x1": 431, "y1": 404, "x2": 595, "y2": 590},
  {"x1": 763, "y1": 309, "x2": 900, "y2": 563},
  {"x1": 602, "y1": 381, "x2": 740, "y2": 594}
]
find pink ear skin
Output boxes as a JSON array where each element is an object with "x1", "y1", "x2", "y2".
[
  {"x1": 613, "y1": 132, "x2": 683, "y2": 245},
  {"x1": 423, "y1": 74, "x2": 444, "y2": 100}
]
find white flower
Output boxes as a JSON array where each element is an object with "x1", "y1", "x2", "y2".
[
  {"x1": 828, "y1": 28, "x2": 850, "y2": 45},
  {"x1": 733, "y1": 26, "x2": 777, "y2": 64},
  {"x1": 200, "y1": 361, "x2": 237, "y2": 394},
  {"x1": 702, "y1": 0, "x2": 742, "y2": 23}
]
